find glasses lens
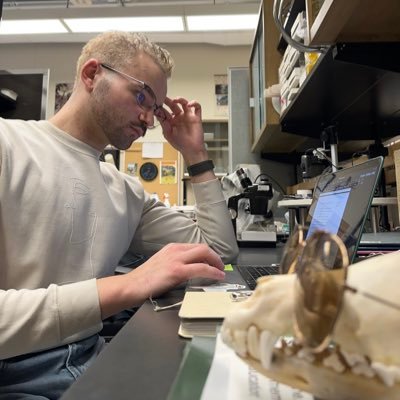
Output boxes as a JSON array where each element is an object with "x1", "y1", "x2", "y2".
[
  {"x1": 293, "y1": 231, "x2": 348, "y2": 351},
  {"x1": 136, "y1": 88, "x2": 156, "y2": 112},
  {"x1": 146, "y1": 106, "x2": 167, "y2": 129},
  {"x1": 154, "y1": 106, "x2": 167, "y2": 122},
  {"x1": 280, "y1": 225, "x2": 304, "y2": 274}
]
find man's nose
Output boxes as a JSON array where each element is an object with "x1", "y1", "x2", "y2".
[{"x1": 139, "y1": 109, "x2": 156, "y2": 128}]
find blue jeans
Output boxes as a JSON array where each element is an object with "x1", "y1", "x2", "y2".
[{"x1": 0, "y1": 334, "x2": 105, "y2": 400}]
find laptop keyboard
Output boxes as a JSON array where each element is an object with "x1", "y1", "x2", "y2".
[{"x1": 237, "y1": 265, "x2": 280, "y2": 290}]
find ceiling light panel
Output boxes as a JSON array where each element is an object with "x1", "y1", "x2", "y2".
[
  {"x1": 124, "y1": 0, "x2": 214, "y2": 4},
  {"x1": 63, "y1": 16, "x2": 184, "y2": 32},
  {"x1": 186, "y1": 14, "x2": 258, "y2": 31},
  {"x1": 2, "y1": 0, "x2": 119, "y2": 6},
  {"x1": 0, "y1": 19, "x2": 68, "y2": 34},
  {"x1": 3, "y1": 1, "x2": 68, "y2": 8},
  {"x1": 69, "y1": 0, "x2": 121, "y2": 6}
]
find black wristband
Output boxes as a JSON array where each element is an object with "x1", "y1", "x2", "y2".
[{"x1": 187, "y1": 160, "x2": 215, "y2": 177}]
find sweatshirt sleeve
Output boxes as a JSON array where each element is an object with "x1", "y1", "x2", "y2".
[
  {"x1": 0, "y1": 279, "x2": 102, "y2": 359},
  {"x1": 130, "y1": 178, "x2": 239, "y2": 263}
]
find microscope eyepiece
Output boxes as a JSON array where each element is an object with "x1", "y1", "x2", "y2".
[{"x1": 236, "y1": 168, "x2": 252, "y2": 189}]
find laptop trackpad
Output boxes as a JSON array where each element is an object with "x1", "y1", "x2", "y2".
[{"x1": 187, "y1": 277, "x2": 220, "y2": 287}]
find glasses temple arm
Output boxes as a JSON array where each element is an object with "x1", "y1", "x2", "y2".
[{"x1": 344, "y1": 284, "x2": 400, "y2": 311}]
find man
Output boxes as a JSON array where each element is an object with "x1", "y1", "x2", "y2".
[{"x1": 0, "y1": 31, "x2": 238, "y2": 398}]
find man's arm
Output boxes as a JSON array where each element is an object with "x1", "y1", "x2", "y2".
[
  {"x1": 160, "y1": 97, "x2": 217, "y2": 183},
  {"x1": 0, "y1": 280, "x2": 102, "y2": 359},
  {"x1": 96, "y1": 242, "x2": 225, "y2": 319},
  {"x1": 136, "y1": 96, "x2": 239, "y2": 260}
]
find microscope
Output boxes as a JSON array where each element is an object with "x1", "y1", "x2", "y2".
[{"x1": 227, "y1": 168, "x2": 276, "y2": 247}]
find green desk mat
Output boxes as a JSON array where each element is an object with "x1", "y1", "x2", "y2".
[{"x1": 167, "y1": 336, "x2": 216, "y2": 400}]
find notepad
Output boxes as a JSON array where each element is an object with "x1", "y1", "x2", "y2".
[{"x1": 178, "y1": 292, "x2": 237, "y2": 338}]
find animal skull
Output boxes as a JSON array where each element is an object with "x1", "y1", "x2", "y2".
[{"x1": 221, "y1": 251, "x2": 400, "y2": 399}]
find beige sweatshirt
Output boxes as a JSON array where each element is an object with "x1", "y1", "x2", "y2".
[{"x1": 0, "y1": 118, "x2": 238, "y2": 359}]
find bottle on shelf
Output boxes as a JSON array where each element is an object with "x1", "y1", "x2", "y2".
[{"x1": 163, "y1": 193, "x2": 171, "y2": 208}]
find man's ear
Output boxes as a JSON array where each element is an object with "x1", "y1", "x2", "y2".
[{"x1": 80, "y1": 59, "x2": 100, "y2": 92}]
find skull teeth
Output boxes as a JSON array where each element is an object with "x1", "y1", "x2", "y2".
[
  {"x1": 221, "y1": 327, "x2": 233, "y2": 348},
  {"x1": 221, "y1": 326, "x2": 278, "y2": 368},
  {"x1": 247, "y1": 325, "x2": 260, "y2": 359},
  {"x1": 371, "y1": 362, "x2": 400, "y2": 387},
  {"x1": 221, "y1": 326, "x2": 400, "y2": 388},
  {"x1": 232, "y1": 329, "x2": 248, "y2": 358},
  {"x1": 260, "y1": 330, "x2": 279, "y2": 369}
]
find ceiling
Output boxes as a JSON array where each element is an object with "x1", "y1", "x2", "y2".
[
  {"x1": 3, "y1": 0, "x2": 259, "y2": 5},
  {"x1": 0, "y1": 0, "x2": 262, "y2": 45}
]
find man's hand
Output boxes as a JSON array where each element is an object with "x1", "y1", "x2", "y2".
[
  {"x1": 96, "y1": 243, "x2": 225, "y2": 319},
  {"x1": 160, "y1": 97, "x2": 208, "y2": 166}
]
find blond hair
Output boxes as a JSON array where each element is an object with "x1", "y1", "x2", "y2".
[{"x1": 75, "y1": 31, "x2": 174, "y2": 84}]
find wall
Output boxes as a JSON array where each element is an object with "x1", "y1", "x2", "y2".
[
  {"x1": 229, "y1": 66, "x2": 295, "y2": 218},
  {"x1": 0, "y1": 40, "x2": 295, "y2": 207},
  {"x1": 125, "y1": 142, "x2": 180, "y2": 206},
  {"x1": 0, "y1": 41, "x2": 250, "y2": 121}
]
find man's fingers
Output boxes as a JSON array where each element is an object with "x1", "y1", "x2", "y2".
[
  {"x1": 186, "y1": 100, "x2": 202, "y2": 115},
  {"x1": 170, "y1": 98, "x2": 187, "y2": 114},
  {"x1": 185, "y1": 262, "x2": 226, "y2": 281},
  {"x1": 178, "y1": 243, "x2": 224, "y2": 270},
  {"x1": 164, "y1": 97, "x2": 201, "y2": 118},
  {"x1": 161, "y1": 242, "x2": 224, "y2": 270}
]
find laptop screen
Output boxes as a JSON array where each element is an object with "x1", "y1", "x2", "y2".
[{"x1": 305, "y1": 157, "x2": 384, "y2": 263}]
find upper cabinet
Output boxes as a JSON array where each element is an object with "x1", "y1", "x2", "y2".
[
  {"x1": 250, "y1": 0, "x2": 309, "y2": 153},
  {"x1": 251, "y1": 0, "x2": 400, "y2": 156},
  {"x1": 203, "y1": 121, "x2": 229, "y2": 174},
  {"x1": 280, "y1": 44, "x2": 400, "y2": 142},
  {"x1": 182, "y1": 120, "x2": 229, "y2": 176},
  {"x1": 307, "y1": 0, "x2": 400, "y2": 45}
]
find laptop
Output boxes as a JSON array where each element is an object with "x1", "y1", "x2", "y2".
[
  {"x1": 305, "y1": 156, "x2": 384, "y2": 262},
  {"x1": 358, "y1": 231, "x2": 400, "y2": 254},
  {"x1": 195, "y1": 157, "x2": 384, "y2": 290}
]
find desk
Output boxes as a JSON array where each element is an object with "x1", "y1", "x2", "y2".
[
  {"x1": 61, "y1": 247, "x2": 282, "y2": 400},
  {"x1": 278, "y1": 197, "x2": 398, "y2": 233}
]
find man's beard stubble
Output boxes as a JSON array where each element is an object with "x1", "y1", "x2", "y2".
[{"x1": 90, "y1": 78, "x2": 144, "y2": 150}]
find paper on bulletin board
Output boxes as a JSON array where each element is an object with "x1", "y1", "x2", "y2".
[
  {"x1": 126, "y1": 162, "x2": 138, "y2": 176},
  {"x1": 142, "y1": 142, "x2": 163, "y2": 158},
  {"x1": 160, "y1": 160, "x2": 177, "y2": 184}
]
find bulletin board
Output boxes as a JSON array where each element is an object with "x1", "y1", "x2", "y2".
[{"x1": 124, "y1": 142, "x2": 180, "y2": 206}]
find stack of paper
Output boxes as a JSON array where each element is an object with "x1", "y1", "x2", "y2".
[{"x1": 178, "y1": 292, "x2": 236, "y2": 338}]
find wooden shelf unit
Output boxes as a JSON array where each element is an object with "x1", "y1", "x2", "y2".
[
  {"x1": 250, "y1": 0, "x2": 400, "y2": 157},
  {"x1": 307, "y1": 0, "x2": 400, "y2": 45}
]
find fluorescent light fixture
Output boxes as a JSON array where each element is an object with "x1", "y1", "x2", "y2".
[
  {"x1": 0, "y1": 19, "x2": 68, "y2": 35},
  {"x1": 187, "y1": 14, "x2": 258, "y2": 31},
  {"x1": 64, "y1": 17, "x2": 184, "y2": 33}
]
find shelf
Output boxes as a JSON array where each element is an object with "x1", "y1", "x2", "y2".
[
  {"x1": 249, "y1": 0, "x2": 400, "y2": 159},
  {"x1": 280, "y1": 43, "x2": 400, "y2": 141},
  {"x1": 207, "y1": 147, "x2": 229, "y2": 151},
  {"x1": 182, "y1": 172, "x2": 227, "y2": 181},
  {"x1": 250, "y1": 0, "x2": 283, "y2": 150},
  {"x1": 308, "y1": 0, "x2": 400, "y2": 45},
  {"x1": 251, "y1": 121, "x2": 312, "y2": 153},
  {"x1": 183, "y1": 121, "x2": 229, "y2": 178},
  {"x1": 277, "y1": 0, "x2": 306, "y2": 53},
  {"x1": 202, "y1": 117, "x2": 228, "y2": 123}
]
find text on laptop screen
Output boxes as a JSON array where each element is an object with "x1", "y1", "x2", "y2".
[
  {"x1": 307, "y1": 188, "x2": 350, "y2": 238},
  {"x1": 305, "y1": 157, "x2": 383, "y2": 263}
]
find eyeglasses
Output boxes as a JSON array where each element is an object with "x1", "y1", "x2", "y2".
[
  {"x1": 282, "y1": 226, "x2": 400, "y2": 352},
  {"x1": 100, "y1": 63, "x2": 167, "y2": 129}
]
